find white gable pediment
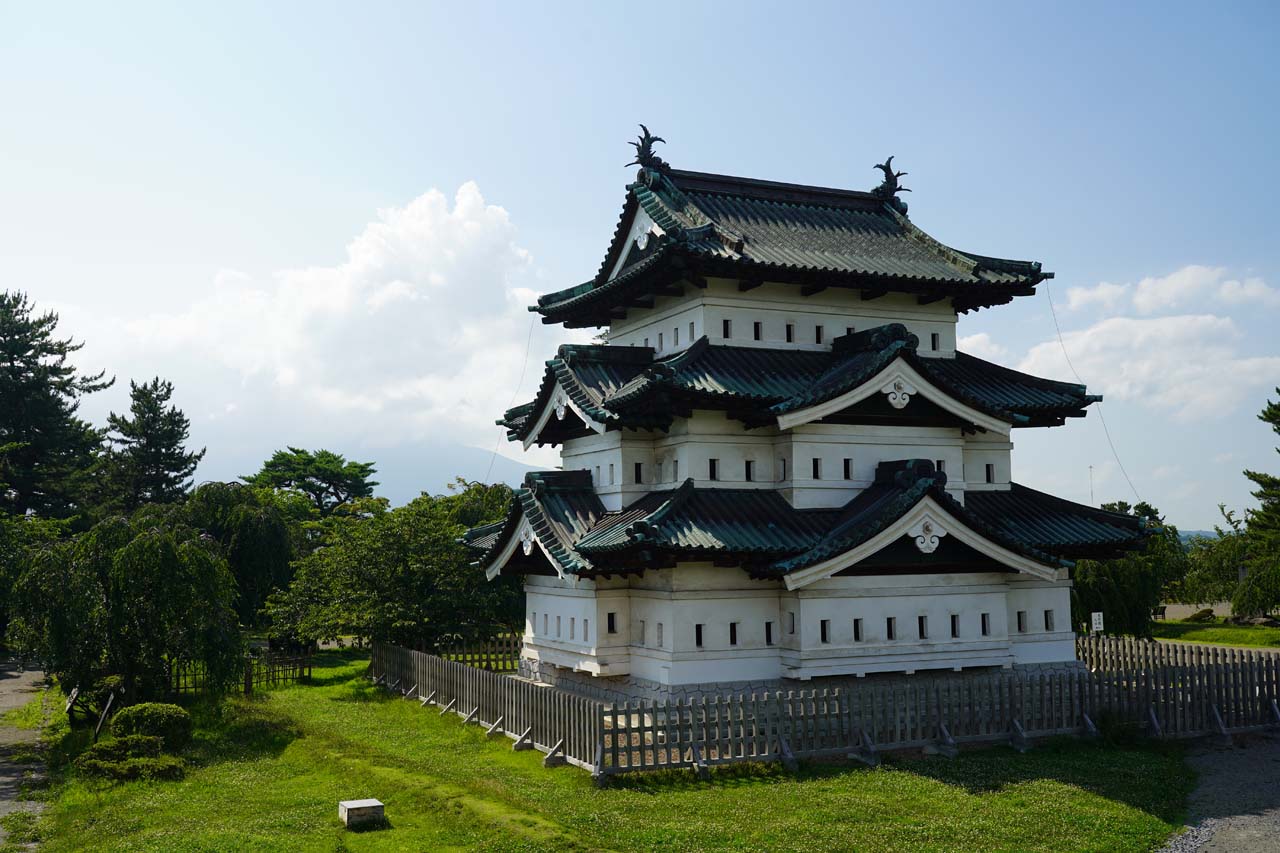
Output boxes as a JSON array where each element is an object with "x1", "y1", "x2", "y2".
[
  {"x1": 522, "y1": 381, "x2": 609, "y2": 450},
  {"x1": 775, "y1": 358, "x2": 1011, "y2": 435},
  {"x1": 483, "y1": 514, "x2": 566, "y2": 581},
  {"x1": 783, "y1": 496, "x2": 1059, "y2": 590}
]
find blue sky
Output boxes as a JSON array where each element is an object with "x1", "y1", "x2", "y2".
[{"x1": 3, "y1": 2, "x2": 1278, "y2": 528}]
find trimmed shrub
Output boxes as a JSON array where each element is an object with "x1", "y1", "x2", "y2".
[
  {"x1": 76, "y1": 755, "x2": 185, "y2": 782},
  {"x1": 110, "y1": 703, "x2": 193, "y2": 751},
  {"x1": 75, "y1": 735, "x2": 162, "y2": 765}
]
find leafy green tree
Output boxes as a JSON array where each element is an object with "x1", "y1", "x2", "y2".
[
  {"x1": 242, "y1": 447, "x2": 377, "y2": 517},
  {"x1": 1072, "y1": 501, "x2": 1186, "y2": 637},
  {"x1": 0, "y1": 290, "x2": 112, "y2": 518},
  {"x1": 0, "y1": 512, "x2": 64, "y2": 653},
  {"x1": 7, "y1": 511, "x2": 243, "y2": 702},
  {"x1": 185, "y1": 482, "x2": 304, "y2": 625},
  {"x1": 263, "y1": 480, "x2": 519, "y2": 648},
  {"x1": 1176, "y1": 507, "x2": 1248, "y2": 606},
  {"x1": 103, "y1": 378, "x2": 205, "y2": 512}
]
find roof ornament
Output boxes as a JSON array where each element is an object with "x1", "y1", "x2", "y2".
[
  {"x1": 872, "y1": 156, "x2": 911, "y2": 214},
  {"x1": 627, "y1": 124, "x2": 669, "y2": 173}
]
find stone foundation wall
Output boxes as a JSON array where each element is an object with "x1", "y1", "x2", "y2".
[{"x1": 520, "y1": 657, "x2": 1087, "y2": 704}]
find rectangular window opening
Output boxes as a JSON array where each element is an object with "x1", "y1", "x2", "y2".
[
  {"x1": 607, "y1": 612, "x2": 617, "y2": 634},
  {"x1": 594, "y1": 466, "x2": 600, "y2": 485},
  {"x1": 811, "y1": 457, "x2": 821, "y2": 480},
  {"x1": 985, "y1": 463, "x2": 996, "y2": 484},
  {"x1": 886, "y1": 616, "x2": 896, "y2": 641},
  {"x1": 543, "y1": 613, "x2": 548, "y2": 635},
  {"x1": 689, "y1": 321, "x2": 695, "y2": 342},
  {"x1": 570, "y1": 617, "x2": 575, "y2": 640},
  {"x1": 853, "y1": 618, "x2": 863, "y2": 642},
  {"x1": 634, "y1": 461, "x2": 643, "y2": 484},
  {"x1": 1017, "y1": 610, "x2": 1028, "y2": 633},
  {"x1": 785, "y1": 322, "x2": 795, "y2": 343},
  {"x1": 695, "y1": 623, "x2": 704, "y2": 648},
  {"x1": 815, "y1": 325, "x2": 824, "y2": 344},
  {"x1": 643, "y1": 337, "x2": 649, "y2": 348},
  {"x1": 658, "y1": 332, "x2": 663, "y2": 350},
  {"x1": 638, "y1": 619, "x2": 646, "y2": 646},
  {"x1": 843, "y1": 458, "x2": 852, "y2": 480},
  {"x1": 608, "y1": 463, "x2": 615, "y2": 485},
  {"x1": 765, "y1": 621, "x2": 774, "y2": 646},
  {"x1": 708, "y1": 458, "x2": 719, "y2": 481},
  {"x1": 657, "y1": 623, "x2": 664, "y2": 647},
  {"x1": 918, "y1": 615, "x2": 928, "y2": 640},
  {"x1": 846, "y1": 325, "x2": 855, "y2": 336},
  {"x1": 779, "y1": 457, "x2": 788, "y2": 481},
  {"x1": 1044, "y1": 609, "x2": 1055, "y2": 631},
  {"x1": 936, "y1": 459, "x2": 946, "y2": 474},
  {"x1": 556, "y1": 615, "x2": 562, "y2": 638},
  {"x1": 820, "y1": 619, "x2": 831, "y2": 644},
  {"x1": 530, "y1": 612, "x2": 536, "y2": 635},
  {"x1": 981, "y1": 612, "x2": 991, "y2": 636},
  {"x1": 583, "y1": 619, "x2": 589, "y2": 642},
  {"x1": 672, "y1": 458, "x2": 679, "y2": 481},
  {"x1": 788, "y1": 611, "x2": 796, "y2": 635},
  {"x1": 722, "y1": 318, "x2": 732, "y2": 339},
  {"x1": 729, "y1": 622, "x2": 738, "y2": 646},
  {"x1": 950, "y1": 614, "x2": 960, "y2": 638},
  {"x1": 753, "y1": 320, "x2": 763, "y2": 341},
  {"x1": 931, "y1": 332, "x2": 940, "y2": 351},
  {"x1": 745, "y1": 459, "x2": 755, "y2": 482}
]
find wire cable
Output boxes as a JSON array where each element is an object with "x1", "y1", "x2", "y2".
[
  {"x1": 483, "y1": 314, "x2": 538, "y2": 484},
  {"x1": 1045, "y1": 289, "x2": 1142, "y2": 503}
]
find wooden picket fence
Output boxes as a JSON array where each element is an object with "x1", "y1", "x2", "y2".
[
  {"x1": 370, "y1": 635, "x2": 1280, "y2": 780},
  {"x1": 438, "y1": 635, "x2": 521, "y2": 673},
  {"x1": 370, "y1": 643, "x2": 599, "y2": 770},
  {"x1": 1076, "y1": 634, "x2": 1280, "y2": 733},
  {"x1": 169, "y1": 654, "x2": 311, "y2": 696}
]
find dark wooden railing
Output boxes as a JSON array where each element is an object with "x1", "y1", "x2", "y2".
[{"x1": 370, "y1": 635, "x2": 1280, "y2": 780}]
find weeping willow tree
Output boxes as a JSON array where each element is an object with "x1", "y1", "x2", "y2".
[{"x1": 8, "y1": 512, "x2": 243, "y2": 703}]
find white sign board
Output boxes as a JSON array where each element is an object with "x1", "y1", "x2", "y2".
[{"x1": 1091, "y1": 611, "x2": 1104, "y2": 634}]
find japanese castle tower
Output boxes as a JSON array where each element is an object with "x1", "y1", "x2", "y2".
[{"x1": 465, "y1": 129, "x2": 1145, "y2": 700}]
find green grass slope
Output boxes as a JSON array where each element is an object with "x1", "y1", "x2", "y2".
[{"x1": 31, "y1": 651, "x2": 1193, "y2": 852}]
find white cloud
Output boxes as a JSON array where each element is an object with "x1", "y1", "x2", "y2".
[
  {"x1": 1219, "y1": 276, "x2": 1280, "y2": 307},
  {"x1": 1018, "y1": 314, "x2": 1280, "y2": 421},
  {"x1": 68, "y1": 183, "x2": 582, "y2": 465},
  {"x1": 956, "y1": 332, "x2": 1008, "y2": 362},
  {"x1": 1132, "y1": 265, "x2": 1225, "y2": 314},
  {"x1": 1065, "y1": 281, "x2": 1129, "y2": 312}
]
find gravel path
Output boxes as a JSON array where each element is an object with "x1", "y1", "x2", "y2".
[
  {"x1": 0, "y1": 661, "x2": 46, "y2": 850},
  {"x1": 1158, "y1": 731, "x2": 1280, "y2": 853}
]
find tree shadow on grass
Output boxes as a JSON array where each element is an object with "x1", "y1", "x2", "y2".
[
  {"x1": 605, "y1": 739, "x2": 1189, "y2": 825},
  {"x1": 183, "y1": 699, "x2": 301, "y2": 768},
  {"x1": 872, "y1": 738, "x2": 1190, "y2": 826}
]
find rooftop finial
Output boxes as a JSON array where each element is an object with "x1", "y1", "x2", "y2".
[
  {"x1": 627, "y1": 124, "x2": 669, "y2": 171},
  {"x1": 872, "y1": 156, "x2": 911, "y2": 212}
]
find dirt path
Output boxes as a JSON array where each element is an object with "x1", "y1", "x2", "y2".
[
  {"x1": 1158, "y1": 731, "x2": 1280, "y2": 853},
  {"x1": 0, "y1": 661, "x2": 46, "y2": 850}
]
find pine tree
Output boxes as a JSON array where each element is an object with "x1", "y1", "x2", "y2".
[
  {"x1": 104, "y1": 378, "x2": 205, "y2": 510},
  {"x1": 1235, "y1": 390, "x2": 1280, "y2": 616},
  {"x1": 0, "y1": 291, "x2": 112, "y2": 518},
  {"x1": 1244, "y1": 390, "x2": 1280, "y2": 550}
]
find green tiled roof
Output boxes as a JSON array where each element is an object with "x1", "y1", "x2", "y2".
[
  {"x1": 463, "y1": 461, "x2": 1148, "y2": 578},
  {"x1": 575, "y1": 479, "x2": 836, "y2": 556},
  {"x1": 502, "y1": 326, "x2": 1099, "y2": 445},
  {"x1": 535, "y1": 168, "x2": 1051, "y2": 327}
]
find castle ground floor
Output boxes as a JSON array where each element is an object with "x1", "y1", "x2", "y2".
[{"x1": 517, "y1": 564, "x2": 1079, "y2": 702}]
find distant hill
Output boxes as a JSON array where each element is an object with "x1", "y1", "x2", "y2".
[{"x1": 1179, "y1": 530, "x2": 1217, "y2": 544}]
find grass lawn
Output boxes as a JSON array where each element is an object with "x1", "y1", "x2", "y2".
[
  {"x1": 26, "y1": 650, "x2": 1194, "y2": 852},
  {"x1": 1151, "y1": 618, "x2": 1280, "y2": 648}
]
